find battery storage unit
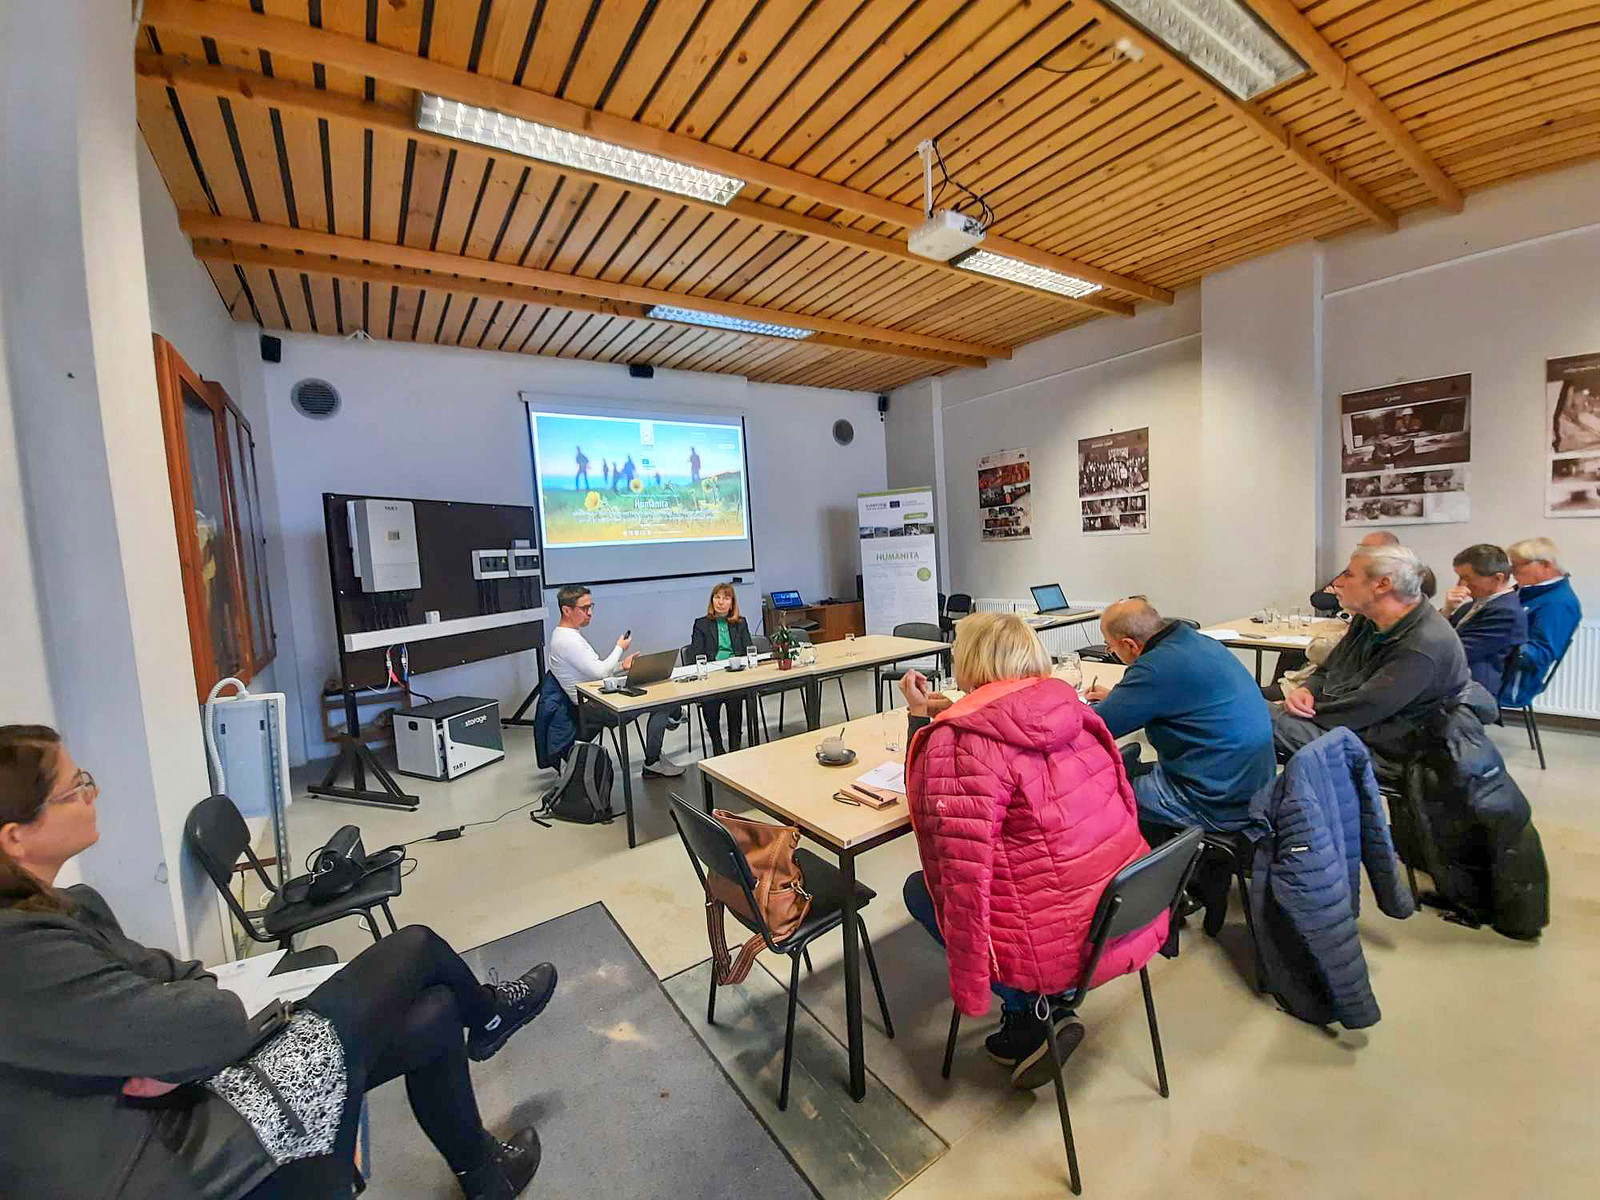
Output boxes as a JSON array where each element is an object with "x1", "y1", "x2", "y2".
[{"x1": 393, "y1": 697, "x2": 505, "y2": 781}]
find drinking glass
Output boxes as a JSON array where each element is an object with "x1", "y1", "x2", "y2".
[
  {"x1": 882, "y1": 710, "x2": 902, "y2": 754},
  {"x1": 1059, "y1": 652, "x2": 1083, "y2": 695},
  {"x1": 747, "y1": 646, "x2": 759, "y2": 669},
  {"x1": 695, "y1": 654, "x2": 708, "y2": 681}
]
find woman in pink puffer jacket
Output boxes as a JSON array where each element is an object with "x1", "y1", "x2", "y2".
[{"x1": 901, "y1": 612, "x2": 1168, "y2": 1089}]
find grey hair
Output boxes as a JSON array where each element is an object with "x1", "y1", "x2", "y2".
[
  {"x1": 1105, "y1": 598, "x2": 1166, "y2": 645},
  {"x1": 1507, "y1": 537, "x2": 1562, "y2": 572},
  {"x1": 1353, "y1": 545, "x2": 1425, "y2": 602}
]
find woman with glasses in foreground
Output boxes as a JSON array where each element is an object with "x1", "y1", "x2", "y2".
[{"x1": 0, "y1": 724, "x2": 556, "y2": 1200}]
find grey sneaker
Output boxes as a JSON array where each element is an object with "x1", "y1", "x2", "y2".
[{"x1": 642, "y1": 756, "x2": 685, "y2": 778}]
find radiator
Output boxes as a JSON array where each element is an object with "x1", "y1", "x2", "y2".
[
  {"x1": 1537, "y1": 618, "x2": 1600, "y2": 719},
  {"x1": 977, "y1": 601, "x2": 1600, "y2": 720}
]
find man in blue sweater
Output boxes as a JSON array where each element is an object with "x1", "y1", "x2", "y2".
[
  {"x1": 1503, "y1": 537, "x2": 1584, "y2": 706},
  {"x1": 1087, "y1": 598, "x2": 1276, "y2": 832}
]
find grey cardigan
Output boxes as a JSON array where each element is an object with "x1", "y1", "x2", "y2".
[{"x1": 0, "y1": 885, "x2": 274, "y2": 1199}]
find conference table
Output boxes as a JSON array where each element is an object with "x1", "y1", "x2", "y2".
[
  {"x1": 1199, "y1": 615, "x2": 1349, "y2": 682},
  {"x1": 575, "y1": 633, "x2": 948, "y2": 847},
  {"x1": 698, "y1": 660, "x2": 1126, "y2": 1103}
]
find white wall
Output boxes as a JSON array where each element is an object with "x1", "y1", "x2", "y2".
[
  {"x1": 911, "y1": 161, "x2": 1600, "y2": 628},
  {"x1": 234, "y1": 332, "x2": 885, "y2": 762},
  {"x1": 1320, "y1": 164, "x2": 1600, "y2": 610}
]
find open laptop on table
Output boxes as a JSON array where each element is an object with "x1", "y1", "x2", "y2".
[
  {"x1": 1027, "y1": 583, "x2": 1097, "y2": 627},
  {"x1": 611, "y1": 648, "x2": 679, "y2": 697}
]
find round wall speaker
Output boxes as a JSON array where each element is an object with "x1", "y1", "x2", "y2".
[
  {"x1": 290, "y1": 378, "x2": 341, "y2": 420},
  {"x1": 832, "y1": 419, "x2": 855, "y2": 446}
]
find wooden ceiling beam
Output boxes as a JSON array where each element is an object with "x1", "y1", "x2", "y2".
[
  {"x1": 133, "y1": 55, "x2": 1137, "y2": 318},
  {"x1": 180, "y1": 219, "x2": 996, "y2": 366},
  {"x1": 1244, "y1": 0, "x2": 1464, "y2": 212},
  {"x1": 1065, "y1": 0, "x2": 1398, "y2": 231},
  {"x1": 139, "y1": 0, "x2": 1168, "y2": 305}
]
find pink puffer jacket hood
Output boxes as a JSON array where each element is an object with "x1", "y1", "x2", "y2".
[{"x1": 906, "y1": 676, "x2": 1168, "y2": 1016}]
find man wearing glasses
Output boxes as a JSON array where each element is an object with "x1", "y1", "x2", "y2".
[{"x1": 548, "y1": 585, "x2": 684, "y2": 777}]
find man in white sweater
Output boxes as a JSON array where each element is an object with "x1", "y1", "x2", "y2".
[{"x1": 549, "y1": 584, "x2": 683, "y2": 777}]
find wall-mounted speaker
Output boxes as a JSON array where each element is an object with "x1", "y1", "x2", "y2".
[
  {"x1": 877, "y1": 394, "x2": 890, "y2": 418},
  {"x1": 260, "y1": 334, "x2": 282, "y2": 363},
  {"x1": 629, "y1": 363, "x2": 655, "y2": 379}
]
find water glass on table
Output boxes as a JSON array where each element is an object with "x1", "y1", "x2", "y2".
[
  {"x1": 695, "y1": 654, "x2": 709, "y2": 681},
  {"x1": 882, "y1": 710, "x2": 902, "y2": 754}
]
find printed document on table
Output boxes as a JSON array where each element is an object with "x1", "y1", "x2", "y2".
[
  {"x1": 1199, "y1": 629, "x2": 1239, "y2": 641},
  {"x1": 212, "y1": 952, "x2": 344, "y2": 1016},
  {"x1": 856, "y1": 761, "x2": 906, "y2": 794}
]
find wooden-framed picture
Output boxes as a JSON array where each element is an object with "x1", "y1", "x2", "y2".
[{"x1": 152, "y1": 335, "x2": 275, "y2": 701}]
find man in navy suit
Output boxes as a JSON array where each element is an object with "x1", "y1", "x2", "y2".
[
  {"x1": 1503, "y1": 537, "x2": 1584, "y2": 706},
  {"x1": 1443, "y1": 544, "x2": 1528, "y2": 698}
]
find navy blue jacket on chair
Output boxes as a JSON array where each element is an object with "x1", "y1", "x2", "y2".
[
  {"x1": 1447, "y1": 590, "x2": 1527, "y2": 699},
  {"x1": 532, "y1": 670, "x2": 579, "y2": 769},
  {"x1": 1502, "y1": 575, "x2": 1582, "y2": 706},
  {"x1": 1244, "y1": 728, "x2": 1416, "y2": 1029}
]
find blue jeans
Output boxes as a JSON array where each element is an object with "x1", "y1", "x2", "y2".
[{"x1": 903, "y1": 871, "x2": 1031, "y2": 1014}]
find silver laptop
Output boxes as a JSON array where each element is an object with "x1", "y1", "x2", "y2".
[{"x1": 620, "y1": 648, "x2": 680, "y2": 693}]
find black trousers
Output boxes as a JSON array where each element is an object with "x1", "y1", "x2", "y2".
[
  {"x1": 702, "y1": 695, "x2": 744, "y2": 754},
  {"x1": 240, "y1": 926, "x2": 497, "y2": 1199}
]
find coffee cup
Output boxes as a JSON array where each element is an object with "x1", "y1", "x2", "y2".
[{"x1": 817, "y1": 736, "x2": 851, "y2": 763}]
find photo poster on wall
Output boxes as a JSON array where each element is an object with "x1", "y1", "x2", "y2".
[
  {"x1": 1546, "y1": 352, "x2": 1600, "y2": 518},
  {"x1": 1339, "y1": 373, "x2": 1472, "y2": 527},
  {"x1": 858, "y1": 487, "x2": 939, "y2": 636},
  {"x1": 978, "y1": 447, "x2": 1032, "y2": 541},
  {"x1": 1077, "y1": 427, "x2": 1150, "y2": 536}
]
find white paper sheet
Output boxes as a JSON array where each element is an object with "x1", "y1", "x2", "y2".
[
  {"x1": 1199, "y1": 629, "x2": 1239, "y2": 640},
  {"x1": 855, "y1": 761, "x2": 906, "y2": 794},
  {"x1": 1269, "y1": 634, "x2": 1314, "y2": 647},
  {"x1": 212, "y1": 953, "x2": 344, "y2": 1016}
]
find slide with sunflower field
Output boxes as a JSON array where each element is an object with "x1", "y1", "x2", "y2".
[{"x1": 530, "y1": 411, "x2": 750, "y2": 548}]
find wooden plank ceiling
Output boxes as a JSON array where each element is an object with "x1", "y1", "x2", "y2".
[{"x1": 135, "y1": 0, "x2": 1600, "y2": 393}]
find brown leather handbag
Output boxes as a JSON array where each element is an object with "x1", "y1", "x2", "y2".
[{"x1": 704, "y1": 809, "x2": 812, "y2": 985}]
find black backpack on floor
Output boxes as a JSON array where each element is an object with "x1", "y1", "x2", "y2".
[{"x1": 538, "y1": 741, "x2": 616, "y2": 824}]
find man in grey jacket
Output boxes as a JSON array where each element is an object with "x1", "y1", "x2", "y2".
[{"x1": 1275, "y1": 544, "x2": 1470, "y2": 775}]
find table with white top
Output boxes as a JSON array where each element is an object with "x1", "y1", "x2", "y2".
[
  {"x1": 697, "y1": 660, "x2": 1125, "y2": 1102},
  {"x1": 575, "y1": 634, "x2": 948, "y2": 847},
  {"x1": 1199, "y1": 616, "x2": 1349, "y2": 682}
]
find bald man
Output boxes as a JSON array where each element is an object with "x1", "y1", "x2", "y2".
[
  {"x1": 1309, "y1": 530, "x2": 1400, "y2": 614},
  {"x1": 1087, "y1": 598, "x2": 1275, "y2": 832}
]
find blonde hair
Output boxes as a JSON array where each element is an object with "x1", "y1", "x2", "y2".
[
  {"x1": 951, "y1": 611, "x2": 1052, "y2": 691},
  {"x1": 705, "y1": 582, "x2": 740, "y2": 620},
  {"x1": 1507, "y1": 537, "x2": 1562, "y2": 571}
]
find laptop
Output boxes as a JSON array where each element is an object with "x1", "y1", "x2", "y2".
[
  {"x1": 770, "y1": 589, "x2": 806, "y2": 610},
  {"x1": 1027, "y1": 583, "x2": 1096, "y2": 627},
  {"x1": 617, "y1": 648, "x2": 680, "y2": 696}
]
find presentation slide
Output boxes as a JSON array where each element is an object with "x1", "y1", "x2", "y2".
[{"x1": 524, "y1": 399, "x2": 757, "y2": 586}]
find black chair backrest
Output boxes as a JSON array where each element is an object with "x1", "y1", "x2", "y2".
[
  {"x1": 1068, "y1": 827, "x2": 1203, "y2": 998},
  {"x1": 947, "y1": 593, "x2": 974, "y2": 615},
  {"x1": 893, "y1": 621, "x2": 944, "y2": 642},
  {"x1": 680, "y1": 644, "x2": 695, "y2": 667},
  {"x1": 1173, "y1": 617, "x2": 1201, "y2": 630},
  {"x1": 666, "y1": 795, "x2": 779, "y2": 946},
  {"x1": 752, "y1": 634, "x2": 773, "y2": 653},
  {"x1": 184, "y1": 795, "x2": 277, "y2": 940}
]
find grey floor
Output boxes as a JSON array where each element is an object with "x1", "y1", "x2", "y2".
[{"x1": 286, "y1": 670, "x2": 1600, "y2": 1199}]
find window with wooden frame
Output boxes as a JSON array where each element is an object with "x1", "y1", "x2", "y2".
[{"x1": 152, "y1": 335, "x2": 276, "y2": 701}]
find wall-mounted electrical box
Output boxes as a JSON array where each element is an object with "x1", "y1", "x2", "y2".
[
  {"x1": 348, "y1": 499, "x2": 421, "y2": 592},
  {"x1": 471, "y1": 549, "x2": 511, "y2": 580},
  {"x1": 508, "y1": 548, "x2": 540, "y2": 577}
]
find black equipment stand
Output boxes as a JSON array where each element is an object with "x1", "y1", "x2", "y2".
[
  {"x1": 501, "y1": 645, "x2": 549, "y2": 729},
  {"x1": 306, "y1": 687, "x2": 421, "y2": 811}
]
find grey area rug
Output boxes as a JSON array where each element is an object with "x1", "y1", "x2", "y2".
[
  {"x1": 662, "y1": 959, "x2": 946, "y2": 1200},
  {"x1": 361, "y1": 903, "x2": 817, "y2": 1199}
]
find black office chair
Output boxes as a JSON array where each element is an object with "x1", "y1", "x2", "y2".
[
  {"x1": 1497, "y1": 648, "x2": 1569, "y2": 770},
  {"x1": 876, "y1": 621, "x2": 950, "y2": 711},
  {"x1": 940, "y1": 827, "x2": 1204, "y2": 1195},
  {"x1": 940, "y1": 592, "x2": 973, "y2": 638},
  {"x1": 668, "y1": 795, "x2": 893, "y2": 1111},
  {"x1": 185, "y1": 794, "x2": 402, "y2": 949}
]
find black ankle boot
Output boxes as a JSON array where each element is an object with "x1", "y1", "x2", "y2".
[{"x1": 457, "y1": 1127, "x2": 541, "y2": 1200}]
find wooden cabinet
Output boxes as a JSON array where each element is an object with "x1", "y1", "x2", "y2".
[{"x1": 766, "y1": 601, "x2": 865, "y2": 642}]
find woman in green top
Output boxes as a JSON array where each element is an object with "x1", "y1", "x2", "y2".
[{"x1": 690, "y1": 583, "x2": 754, "y2": 756}]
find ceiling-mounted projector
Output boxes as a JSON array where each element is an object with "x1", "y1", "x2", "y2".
[{"x1": 908, "y1": 209, "x2": 986, "y2": 261}]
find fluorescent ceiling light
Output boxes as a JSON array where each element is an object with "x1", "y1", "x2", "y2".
[
  {"x1": 416, "y1": 93, "x2": 744, "y2": 205},
  {"x1": 647, "y1": 305, "x2": 813, "y2": 340},
  {"x1": 1098, "y1": 0, "x2": 1307, "y2": 100},
  {"x1": 955, "y1": 250, "x2": 1102, "y2": 300}
]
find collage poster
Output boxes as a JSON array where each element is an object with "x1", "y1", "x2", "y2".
[
  {"x1": 978, "y1": 447, "x2": 1032, "y2": 541},
  {"x1": 1077, "y1": 427, "x2": 1150, "y2": 536},
  {"x1": 1545, "y1": 352, "x2": 1600, "y2": 518},
  {"x1": 1339, "y1": 373, "x2": 1471, "y2": 527}
]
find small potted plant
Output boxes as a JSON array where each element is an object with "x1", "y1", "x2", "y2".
[{"x1": 770, "y1": 625, "x2": 800, "y2": 671}]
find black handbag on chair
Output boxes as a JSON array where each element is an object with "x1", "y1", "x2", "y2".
[{"x1": 282, "y1": 826, "x2": 405, "y2": 905}]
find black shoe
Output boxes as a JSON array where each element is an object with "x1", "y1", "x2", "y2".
[
  {"x1": 467, "y1": 963, "x2": 558, "y2": 1062},
  {"x1": 984, "y1": 1009, "x2": 1047, "y2": 1066},
  {"x1": 1010, "y1": 1016, "x2": 1086, "y2": 1090},
  {"x1": 458, "y1": 1127, "x2": 541, "y2": 1200}
]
